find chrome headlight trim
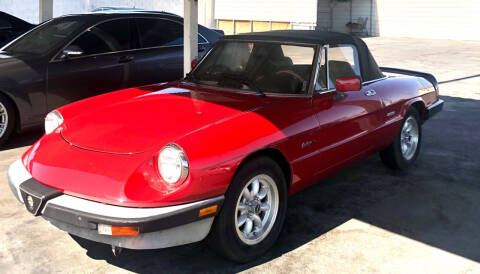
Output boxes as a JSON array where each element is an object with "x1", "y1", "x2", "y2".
[
  {"x1": 158, "y1": 144, "x2": 189, "y2": 184},
  {"x1": 44, "y1": 110, "x2": 64, "y2": 135}
]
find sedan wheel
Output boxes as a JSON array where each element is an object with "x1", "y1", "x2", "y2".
[
  {"x1": 208, "y1": 156, "x2": 287, "y2": 262},
  {"x1": 0, "y1": 94, "x2": 15, "y2": 146},
  {"x1": 0, "y1": 101, "x2": 8, "y2": 139}
]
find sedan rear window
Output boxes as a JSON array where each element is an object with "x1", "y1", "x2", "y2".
[
  {"x1": 136, "y1": 18, "x2": 206, "y2": 48},
  {"x1": 192, "y1": 41, "x2": 315, "y2": 95}
]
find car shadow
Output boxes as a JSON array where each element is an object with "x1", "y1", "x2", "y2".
[
  {"x1": 69, "y1": 95, "x2": 480, "y2": 272},
  {"x1": 0, "y1": 129, "x2": 43, "y2": 151}
]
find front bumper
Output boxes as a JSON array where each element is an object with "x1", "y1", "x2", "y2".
[{"x1": 7, "y1": 160, "x2": 224, "y2": 249}]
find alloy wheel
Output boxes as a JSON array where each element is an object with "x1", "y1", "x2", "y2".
[{"x1": 234, "y1": 174, "x2": 279, "y2": 245}]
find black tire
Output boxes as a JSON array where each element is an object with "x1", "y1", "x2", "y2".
[
  {"x1": 0, "y1": 93, "x2": 16, "y2": 147},
  {"x1": 380, "y1": 108, "x2": 422, "y2": 170},
  {"x1": 208, "y1": 156, "x2": 287, "y2": 263}
]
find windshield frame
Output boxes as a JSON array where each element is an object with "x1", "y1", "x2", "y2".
[{"x1": 186, "y1": 39, "x2": 320, "y2": 98}]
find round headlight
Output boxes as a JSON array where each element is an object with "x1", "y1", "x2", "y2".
[
  {"x1": 45, "y1": 110, "x2": 64, "y2": 135},
  {"x1": 158, "y1": 144, "x2": 189, "y2": 184}
]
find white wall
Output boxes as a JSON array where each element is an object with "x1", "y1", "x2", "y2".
[
  {"x1": 0, "y1": 0, "x2": 39, "y2": 23},
  {"x1": 318, "y1": 0, "x2": 480, "y2": 40},
  {"x1": 374, "y1": 0, "x2": 480, "y2": 40},
  {"x1": 215, "y1": 0, "x2": 317, "y2": 24}
]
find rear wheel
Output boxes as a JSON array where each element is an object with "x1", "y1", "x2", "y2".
[
  {"x1": 380, "y1": 108, "x2": 422, "y2": 170},
  {"x1": 0, "y1": 94, "x2": 15, "y2": 147},
  {"x1": 208, "y1": 156, "x2": 287, "y2": 263}
]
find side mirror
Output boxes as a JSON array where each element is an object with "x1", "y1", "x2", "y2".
[
  {"x1": 60, "y1": 45, "x2": 83, "y2": 59},
  {"x1": 335, "y1": 76, "x2": 362, "y2": 92},
  {"x1": 191, "y1": 58, "x2": 199, "y2": 69}
]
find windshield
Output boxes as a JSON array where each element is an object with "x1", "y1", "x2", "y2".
[
  {"x1": 192, "y1": 41, "x2": 316, "y2": 95},
  {"x1": 3, "y1": 18, "x2": 84, "y2": 55}
]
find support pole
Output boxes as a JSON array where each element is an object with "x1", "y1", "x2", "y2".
[
  {"x1": 205, "y1": 0, "x2": 215, "y2": 28},
  {"x1": 39, "y1": 0, "x2": 53, "y2": 23},
  {"x1": 184, "y1": 0, "x2": 198, "y2": 76}
]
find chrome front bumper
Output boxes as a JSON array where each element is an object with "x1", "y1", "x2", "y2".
[
  {"x1": 7, "y1": 159, "x2": 32, "y2": 203},
  {"x1": 7, "y1": 159, "x2": 223, "y2": 249}
]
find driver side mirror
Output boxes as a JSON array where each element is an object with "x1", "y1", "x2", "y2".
[
  {"x1": 60, "y1": 45, "x2": 83, "y2": 59},
  {"x1": 335, "y1": 76, "x2": 362, "y2": 92},
  {"x1": 191, "y1": 57, "x2": 199, "y2": 69}
]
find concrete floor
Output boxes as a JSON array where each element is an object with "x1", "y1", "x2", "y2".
[{"x1": 1, "y1": 37, "x2": 480, "y2": 273}]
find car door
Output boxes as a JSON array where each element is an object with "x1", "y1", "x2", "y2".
[
  {"x1": 46, "y1": 18, "x2": 135, "y2": 111},
  {"x1": 128, "y1": 17, "x2": 210, "y2": 87},
  {"x1": 311, "y1": 44, "x2": 383, "y2": 175}
]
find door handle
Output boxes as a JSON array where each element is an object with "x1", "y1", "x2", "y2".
[
  {"x1": 118, "y1": 56, "x2": 134, "y2": 63},
  {"x1": 364, "y1": 89, "x2": 376, "y2": 96}
]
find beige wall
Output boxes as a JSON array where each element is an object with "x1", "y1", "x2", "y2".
[{"x1": 217, "y1": 20, "x2": 291, "y2": 35}]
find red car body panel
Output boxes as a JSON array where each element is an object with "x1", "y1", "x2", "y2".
[{"x1": 22, "y1": 76, "x2": 437, "y2": 207}]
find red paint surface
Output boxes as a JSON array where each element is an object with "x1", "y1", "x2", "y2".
[{"x1": 23, "y1": 77, "x2": 438, "y2": 207}]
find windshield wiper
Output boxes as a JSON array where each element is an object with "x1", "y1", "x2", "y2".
[{"x1": 220, "y1": 73, "x2": 266, "y2": 97}]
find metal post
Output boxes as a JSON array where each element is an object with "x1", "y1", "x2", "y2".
[
  {"x1": 39, "y1": 0, "x2": 53, "y2": 23},
  {"x1": 184, "y1": 0, "x2": 198, "y2": 76}
]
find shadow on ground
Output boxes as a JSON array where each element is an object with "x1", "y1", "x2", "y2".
[
  {"x1": 0, "y1": 129, "x2": 43, "y2": 151},
  {"x1": 65, "y1": 95, "x2": 480, "y2": 272}
]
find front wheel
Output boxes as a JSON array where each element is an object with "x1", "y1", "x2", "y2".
[
  {"x1": 0, "y1": 94, "x2": 16, "y2": 147},
  {"x1": 208, "y1": 156, "x2": 287, "y2": 263},
  {"x1": 380, "y1": 108, "x2": 422, "y2": 170}
]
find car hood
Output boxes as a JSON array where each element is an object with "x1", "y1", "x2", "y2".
[{"x1": 61, "y1": 84, "x2": 265, "y2": 154}]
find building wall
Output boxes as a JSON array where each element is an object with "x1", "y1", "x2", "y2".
[
  {"x1": 215, "y1": 0, "x2": 317, "y2": 24},
  {"x1": 318, "y1": 0, "x2": 480, "y2": 40},
  {"x1": 374, "y1": 0, "x2": 480, "y2": 40},
  {"x1": 215, "y1": 0, "x2": 317, "y2": 34},
  {"x1": 0, "y1": 0, "x2": 183, "y2": 24},
  {"x1": 317, "y1": 0, "x2": 376, "y2": 36}
]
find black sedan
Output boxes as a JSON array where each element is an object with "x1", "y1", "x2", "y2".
[
  {"x1": 0, "y1": 12, "x2": 35, "y2": 48},
  {"x1": 0, "y1": 11, "x2": 221, "y2": 145}
]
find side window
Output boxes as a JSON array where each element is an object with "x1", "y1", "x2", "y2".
[
  {"x1": 69, "y1": 19, "x2": 132, "y2": 56},
  {"x1": 328, "y1": 44, "x2": 361, "y2": 87},
  {"x1": 315, "y1": 46, "x2": 328, "y2": 90},
  {"x1": 137, "y1": 19, "x2": 182, "y2": 47},
  {"x1": 136, "y1": 18, "x2": 207, "y2": 48}
]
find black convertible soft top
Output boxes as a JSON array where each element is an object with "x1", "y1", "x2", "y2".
[{"x1": 221, "y1": 30, "x2": 384, "y2": 82}]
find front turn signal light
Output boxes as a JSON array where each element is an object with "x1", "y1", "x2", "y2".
[{"x1": 198, "y1": 205, "x2": 218, "y2": 217}]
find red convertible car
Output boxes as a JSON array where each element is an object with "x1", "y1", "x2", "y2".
[{"x1": 8, "y1": 31, "x2": 443, "y2": 262}]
